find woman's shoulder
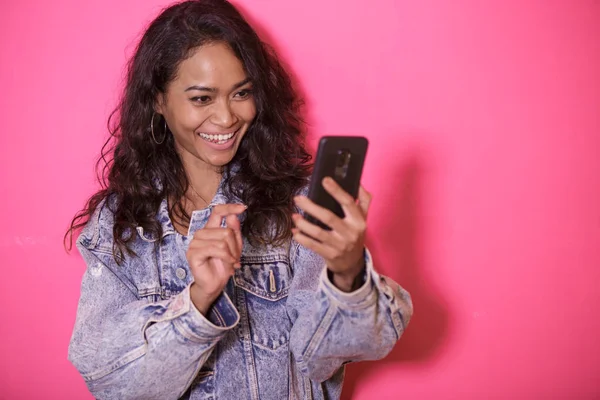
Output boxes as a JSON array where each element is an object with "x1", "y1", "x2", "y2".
[{"x1": 76, "y1": 194, "x2": 120, "y2": 252}]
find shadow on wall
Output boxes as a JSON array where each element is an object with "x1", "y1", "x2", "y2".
[
  {"x1": 231, "y1": 1, "x2": 319, "y2": 144},
  {"x1": 341, "y1": 154, "x2": 452, "y2": 399},
  {"x1": 235, "y1": 4, "x2": 452, "y2": 398}
]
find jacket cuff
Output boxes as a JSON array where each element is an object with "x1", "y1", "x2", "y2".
[
  {"x1": 171, "y1": 284, "x2": 240, "y2": 343},
  {"x1": 320, "y1": 247, "x2": 378, "y2": 309}
]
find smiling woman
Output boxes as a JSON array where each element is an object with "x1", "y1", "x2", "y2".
[
  {"x1": 64, "y1": 1, "x2": 413, "y2": 399},
  {"x1": 156, "y1": 44, "x2": 256, "y2": 169}
]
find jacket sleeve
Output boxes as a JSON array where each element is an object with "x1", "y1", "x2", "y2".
[
  {"x1": 68, "y1": 210, "x2": 239, "y2": 400},
  {"x1": 287, "y1": 241, "x2": 413, "y2": 382}
]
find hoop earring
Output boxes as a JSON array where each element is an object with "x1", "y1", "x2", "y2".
[{"x1": 150, "y1": 112, "x2": 167, "y2": 145}]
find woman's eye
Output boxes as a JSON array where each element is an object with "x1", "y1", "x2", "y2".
[
  {"x1": 191, "y1": 96, "x2": 211, "y2": 103},
  {"x1": 235, "y1": 89, "x2": 252, "y2": 99}
]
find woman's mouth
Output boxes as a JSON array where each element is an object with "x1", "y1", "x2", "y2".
[{"x1": 198, "y1": 130, "x2": 236, "y2": 144}]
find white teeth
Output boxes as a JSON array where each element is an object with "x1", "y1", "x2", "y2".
[{"x1": 199, "y1": 132, "x2": 235, "y2": 142}]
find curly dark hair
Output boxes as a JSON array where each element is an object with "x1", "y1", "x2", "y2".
[{"x1": 65, "y1": 0, "x2": 312, "y2": 258}]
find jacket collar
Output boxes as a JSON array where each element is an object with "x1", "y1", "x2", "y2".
[{"x1": 142, "y1": 165, "x2": 243, "y2": 240}]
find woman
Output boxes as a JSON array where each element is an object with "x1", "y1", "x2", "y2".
[{"x1": 66, "y1": 1, "x2": 413, "y2": 399}]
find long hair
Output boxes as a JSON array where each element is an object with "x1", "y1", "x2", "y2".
[{"x1": 65, "y1": 0, "x2": 312, "y2": 258}]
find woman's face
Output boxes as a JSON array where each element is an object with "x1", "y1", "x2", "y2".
[{"x1": 156, "y1": 42, "x2": 256, "y2": 170}]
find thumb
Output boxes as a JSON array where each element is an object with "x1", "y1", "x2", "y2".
[{"x1": 357, "y1": 186, "x2": 372, "y2": 218}]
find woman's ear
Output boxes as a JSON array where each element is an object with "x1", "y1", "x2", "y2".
[{"x1": 154, "y1": 93, "x2": 165, "y2": 115}]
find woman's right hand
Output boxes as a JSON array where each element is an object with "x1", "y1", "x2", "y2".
[{"x1": 187, "y1": 204, "x2": 246, "y2": 315}]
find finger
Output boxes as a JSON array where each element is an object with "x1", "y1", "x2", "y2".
[
  {"x1": 225, "y1": 214, "x2": 243, "y2": 258},
  {"x1": 209, "y1": 257, "x2": 237, "y2": 278},
  {"x1": 187, "y1": 239, "x2": 237, "y2": 264},
  {"x1": 293, "y1": 196, "x2": 346, "y2": 232},
  {"x1": 188, "y1": 241, "x2": 236, "y2": 265},
  {"x1": 193, "y1": 227, "x2": 239, "y2": 262},
  {"x1": 292, "y1": 213, "x2": 346, "y2": 250},
  {"x1": 292, "y1": 230, "x2": 338, "y2": 261},
  {"x1": 205, "y1": 203, "x2": 247, "y2": 228},
  {"x1": 321, "y1": 177, "x2": 364, "y2": 222},
  {"x1": 357, "y1": 185, "x2": 372, "y2": 217}
]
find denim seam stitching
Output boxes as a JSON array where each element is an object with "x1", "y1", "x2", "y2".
[
  {"x1": 302, "y1": 304, "x2": 336, "y2": 362},
  {"x1": 82, "y1": 345, "x2": 146, "y2": 382}
]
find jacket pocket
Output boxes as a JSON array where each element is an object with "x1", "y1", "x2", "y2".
[{"x1": 234, "y1": 254, "x2": 292, "y2": 350}]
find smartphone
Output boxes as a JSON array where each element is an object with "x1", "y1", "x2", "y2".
[{"x1": 305, "y1": 136, "x2": 369, "y2": 230}]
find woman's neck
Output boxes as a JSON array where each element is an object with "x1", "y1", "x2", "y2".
[
  {"x1": 181, "y1": 154, "x2": 223, "y2": 211},
  {"x1": 186, "y1": 173, "x2": 221, "y2": 210}
]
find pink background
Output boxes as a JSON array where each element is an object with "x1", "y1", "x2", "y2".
[{"x1": 1, "y1": 0, "x2": 599, "y2": 399}]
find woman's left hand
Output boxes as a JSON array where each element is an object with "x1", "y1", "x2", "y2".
[{"x1": 292, "y1": 177, "x2": 372, "y2": 292}]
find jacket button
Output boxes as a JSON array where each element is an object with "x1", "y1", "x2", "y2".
[{"x1": 176, "y1": 268, "x2": 187, "y2": 280}]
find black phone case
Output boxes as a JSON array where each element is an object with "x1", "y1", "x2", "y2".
[{"x1": 305, "y1": 136, "x2": 369, "y2": 230}]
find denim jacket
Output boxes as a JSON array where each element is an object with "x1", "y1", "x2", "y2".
[{"x1": 68, "y1": 181, "x2": 413, "y2": 400}]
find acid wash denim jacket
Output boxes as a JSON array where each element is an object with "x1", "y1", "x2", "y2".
[{"x1": 68, "y1": 180, "x2": 413, "y2": 400}]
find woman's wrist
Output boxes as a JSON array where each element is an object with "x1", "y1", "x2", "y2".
[
  {"x1": 189, "y1": 283, "x2": 218, "y2": 315},
  {"x1": 330, "y1": 258, "x2": 366, "y2": 292}
]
